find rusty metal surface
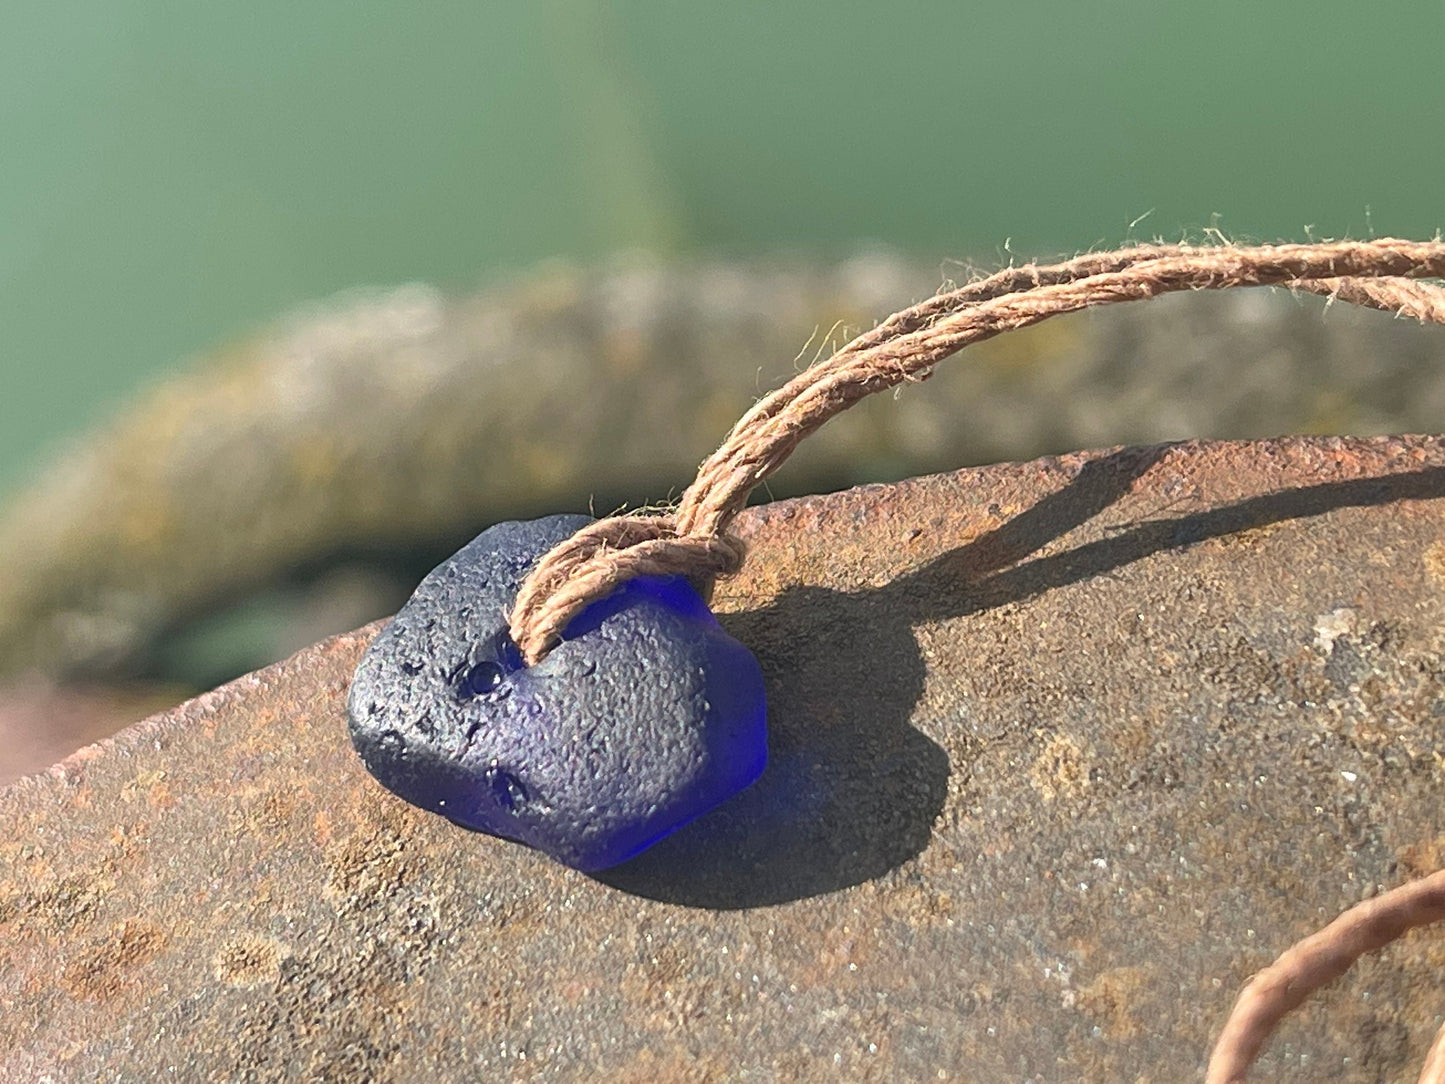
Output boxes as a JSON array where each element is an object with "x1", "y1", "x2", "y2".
[{"x1": 4, "y1": 434, "x2": 1445, "y2": 1081}]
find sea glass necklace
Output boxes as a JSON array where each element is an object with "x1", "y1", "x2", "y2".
[{"x1": 347, "y1": 238, "x2": 1445, "y2": 875}]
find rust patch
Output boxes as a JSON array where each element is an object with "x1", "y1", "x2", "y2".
[
  {"x1": 321, "y1": 797, "x2": 413, "y2": 916},
  {"x1": 1425, "y1": 541, "x2": 1445, "y2": 587},
  {"x1": 120, "y1": 768, "x2": 167, "y2": 802},
  {"x1": 213, "y1": 935, "x2": 291, "y2": 987},
  {"x1": 17, "y1": 871, "x2": 108, "y2": 937},
  {"x1": 238, "y1": 786, "x2": 299, "y2": 839},
  {"x1": 1076, "y1": 966, "x2": 1152, "y2": 1039},
  {"x1": 1030, "y1": 732, "x2": 1091, "y2": 802},
  {"x1": 60, "y1": 919, "x2": 165, "y2": 1001},
  {"x1": 1397, "y1": 836, "x2": 1445, "y2": 879}
]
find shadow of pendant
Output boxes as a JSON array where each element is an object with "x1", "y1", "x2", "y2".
[{"x1": 599, "y1": 580, "x2": 952, "y2": 908}]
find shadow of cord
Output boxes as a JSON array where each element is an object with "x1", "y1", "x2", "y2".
[{"x1": 598, "y1": 446, "x2": 1445, "y2": 908}]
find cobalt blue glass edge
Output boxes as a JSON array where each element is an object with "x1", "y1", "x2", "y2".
[{"x1": 346, "y1": 514, "x2": 768, "y2": 872}]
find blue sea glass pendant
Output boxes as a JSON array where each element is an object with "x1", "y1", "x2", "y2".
[{"x1": 347, "y1": 515, "x2": 768, "y2": 872}]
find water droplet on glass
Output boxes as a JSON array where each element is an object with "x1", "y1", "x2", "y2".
[{"x1": 458, "y1": 660, "x2": 504, "y2": 699}]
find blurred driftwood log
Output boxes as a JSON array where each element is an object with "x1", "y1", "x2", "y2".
[{"x1": 0, "y1": 253, "x2": 1443, "y2": 778}]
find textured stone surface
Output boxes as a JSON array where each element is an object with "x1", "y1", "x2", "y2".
[{"x1": 4, "y1": 435, "x2": 1445, "y2": 1081}]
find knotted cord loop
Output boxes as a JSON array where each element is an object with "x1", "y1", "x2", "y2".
[{"x1": 508, "y1": 515, "x2": 744, "y2": 662}]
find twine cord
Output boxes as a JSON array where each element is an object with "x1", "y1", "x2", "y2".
[
  {"x1": 510, "y1": 238, "x2": 1445, "y2": 662},
  {"x1": 506, "y1": 236, "x2": 1445, "y2": 1080},
  {"x1": 1205, "y1": 869, "x2": 1445, "y2": 1084}
]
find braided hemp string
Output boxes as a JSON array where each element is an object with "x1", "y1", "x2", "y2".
[{"x1": 509, "y1": 237, "x2": 1445, "y2": 665}]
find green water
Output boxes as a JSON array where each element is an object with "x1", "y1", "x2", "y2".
[{"x1": 3, "y1": 1, "x2": 1441, "y2": 493}]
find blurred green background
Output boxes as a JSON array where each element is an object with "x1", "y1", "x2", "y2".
[{"x1": 3, "y1": 1, "x2": 1442, "y2": 495}]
